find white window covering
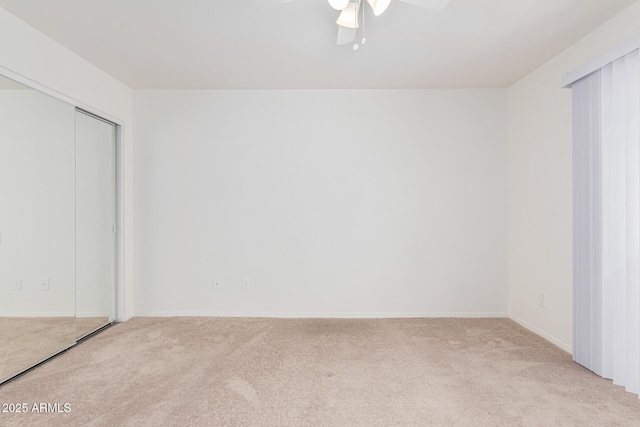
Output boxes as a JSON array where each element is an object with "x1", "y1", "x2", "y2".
[{"x1": 570, "y1": 48, "x2": 640, "y2": 398}]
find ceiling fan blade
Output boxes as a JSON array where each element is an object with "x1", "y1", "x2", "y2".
[
  {"x1": 396, "y1": 0, "x2": 450, "y2": 12},
  {"x1": 252, "y1": 0, "x2": 297, "y2": 8},
  {"x1": 337, "y1": 26, "x2": 356, "y2": 45}
]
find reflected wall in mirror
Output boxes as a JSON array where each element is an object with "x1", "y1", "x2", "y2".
[
  {"x1": 0, "y1": 75, "x2": 76, "y2": 382},
  {"x1": 75, "y1": 111, "x2": 116, "y2": 339},
  {"x1": 0, "y1": 74, "x2": 118, "y2": 384}
]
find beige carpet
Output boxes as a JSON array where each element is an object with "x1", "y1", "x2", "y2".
[
  {"x1": 0, "y1": 317, "x2": 75, "y2": 383},
  {"x1": 75, "y1": 317, "x2": 111, "y2": 340},
  {"x1": 1, "y1": 318, "x2": 639, "y2": 426}
]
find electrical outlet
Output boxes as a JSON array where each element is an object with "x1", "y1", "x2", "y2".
[
  {"x1": 212, "y1": 278, "x2": 222, "y2": 291},
  {"x1": 13, "y1": 278, "x2": 22, "y2": 291},
  {"x1": 241, "y1": 277, "x2": 250, "y2": 291},
  {"x1": 41, "y1": 278, "x2": 50, "y2": 291},
  {"x1": 538, "y1": 292, "x2": 546, "y2": 308}
]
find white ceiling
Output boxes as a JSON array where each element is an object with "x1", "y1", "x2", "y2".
[{"x1": 0, "y1": 0, "x2": 636, "y2": 89}]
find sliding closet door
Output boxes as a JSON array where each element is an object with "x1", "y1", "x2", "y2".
[
  {"x1": 75, "y1": 110, "x2": 116, "y2": 339},
  {"x1": 0, "y1": 76, "x2": 76, "y2": 383}
]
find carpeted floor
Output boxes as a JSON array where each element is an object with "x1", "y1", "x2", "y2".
[
  {"x1": 75, "y1": 317, "x2": 111, "y2": 340},
  {"x1": 0, "y1": 317, "x2": 75, "y2": 383},
  {"x1": 1, "y1": 317, "x2": 639, "y2": 426},
  {"x1": 0, "y1": 317, "x2": 111, "y2": 383}
]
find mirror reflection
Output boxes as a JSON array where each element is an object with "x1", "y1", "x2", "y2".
[
  {"x1": 0, "y1": 75, "x2": 76, "y2": 381},
  {"x1": 0, "y1": 74, "x2": 117, "y2": 383},
  {"x1": 75, "y1": 110, "x2": 116, "y2": 339}
]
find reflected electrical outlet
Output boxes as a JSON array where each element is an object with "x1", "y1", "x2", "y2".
[{"x1": 538, "y1": 292, "x2": 546, "y2": 308}]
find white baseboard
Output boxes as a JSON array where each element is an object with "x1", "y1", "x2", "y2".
[
  {"x1": 76, "y1": 312, "x2": 111, "y2": 318},
  {"x1": 0, "y1": 312, "x2": 75, "y2": 318},
  {"x1": 509, "y1": 313, "x2": 572, "y2": 353},
  {"x1": 133, "y1": 311, "x2": 509, "y2": 319}
]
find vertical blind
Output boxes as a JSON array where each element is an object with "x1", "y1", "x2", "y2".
[{"x1": 571, "y1": 48, "x2": 640, "y2": 397}]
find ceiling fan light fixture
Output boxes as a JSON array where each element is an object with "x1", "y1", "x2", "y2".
[
  {"x1": 336, "y1": 2, "x2": 360, "y2": 28},
  {"x1": 336, "y1": 1, "x2": 359, "y2": 28},
  {"x1": 366, "y1": 0, "x2": 391, "y2": 16},
  {"x1": 328, "y1": 0, "x2": 350, "y2": 10}
]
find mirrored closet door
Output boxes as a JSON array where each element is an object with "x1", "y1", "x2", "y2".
[
  {"x1": 75, "y1": 110, "x2": 116, "y2": 339},
  {"x1": 0, "y1": 75, "x2": 117, "y2": 384}
]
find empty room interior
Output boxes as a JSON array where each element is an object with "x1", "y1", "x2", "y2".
[{"x1": 2, "y1": 0, "x2": 640, "y2": 425}]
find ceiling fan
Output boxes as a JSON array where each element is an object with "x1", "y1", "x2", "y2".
[{"x1": 255, "y1": 0, "x2": 451, "y2": 50}]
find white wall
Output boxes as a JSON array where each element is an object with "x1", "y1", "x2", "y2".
[
  {"x1": 0, "y1": 7, "x2": 134, "y2": 320},
  {"x1": 134, "y1": 89, "x2": 508, "y2": 316},
  {"x1": 0, "y1": 90, "x2": 75, "y2": 316},
  {"x1": 12, "y1": 0, "x2": 640, "y2": 335},
  {"x1": 507, "y1": 2, "x2": 640, "y2": 352}
]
